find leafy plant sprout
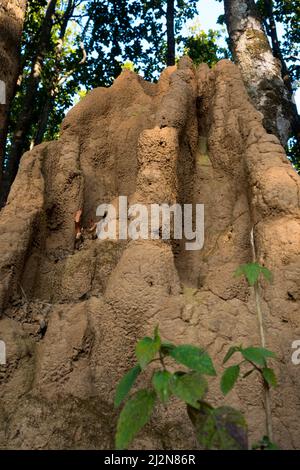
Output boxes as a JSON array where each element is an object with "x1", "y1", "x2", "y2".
[
  {"x1": 114, "y1": 326, "x2": 248, "y2": 450},
  {"x1": 114, "y1": 256, "x2": 277, "y2": 450},
  {"x1": 234, "y1": 227, "x2": 274, "y2": 441},
  {"x1": 221, "y1": 345, "x2": 277, "y2": 396}
]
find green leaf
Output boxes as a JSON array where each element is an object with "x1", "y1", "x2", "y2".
[
  {"x1": 234, "y1": 263, "x2": 272, "y2": 286},
  {"x1": 234, "y1": 263, "x2": 261, "y2": 286},
  {"x1": 241, "y1": 347, "x2": 276, "y2": 367},
  {"x1": 114, "y1": 365, "x2": 141, "y2": 408},
  {"x1": 221, "y1": 365, "x2": 240, "y2": 395},
  {"x1": 262, "y1": 367, "x2": 277, "y2": 388},
  {"x1": 169, "y1": 345, "x2": 216, "y2": 376},
  {"x1": 152, "y1": 370, "x2": 172, "y2": 404},
  {"x1": 170, "y1": 372, "x2": 208, "y2": 408},
  {"x1": 223, "y1": 346, "x2": 241, "y2": 364},
  {"x1": 188, "y1": 402, "x2": 248, "y2": 450},
  {"x1": 260, "y1": 266, "x2": 272, "y2": 283},
  {"x1": 115, "y1": 389, "x2": 156, "y2": 450},
  {"x1": 135, "y1": 335, "x2": 161, "y2": 369}
]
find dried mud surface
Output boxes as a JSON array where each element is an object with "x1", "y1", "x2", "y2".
[{"x1": 0, "y1": 58, "x2": 299, "y2": 449}]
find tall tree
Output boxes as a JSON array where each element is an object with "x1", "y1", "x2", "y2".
[
  {"x1": 261, "y1": 0, "x2": 290, "y2": 83},
  {"x1": 166, "y1": 0, "x2": 175, "y2": 65},
  {"x1": 2, "y1": 0, "x2": 203, "y2": 205},
  {"x1": 182, "y1": 23, "x2": 229, "y2": 67},
  {"x1": 257, "y1": 0, "x2": 300, "y2": 84},
  {"x1": 5, "y1": 0, "x2": 58, "y2": 194},
  {"x1": 83, "y1": 0, "x2": 142, "y2": 87},
  {"x1": 33, "y1": 0, "x2": 87, "y2": 146},
  {"x1": 258, "y1": 0, "x2": 300, "y2": 169},
  {"x1": 0, "y1": 0, "x2": 27, "y2": 200},
  {"x1": 83, "y1": 0, "x2": 199, "y2": 86},
  {"x1": 223, "y1": 0, "x2": 297, "y2": 147}
]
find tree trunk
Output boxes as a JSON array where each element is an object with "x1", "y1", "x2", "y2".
[
  {"x1": 224, "y1": 0, "x2": 296, "y2": 146},
  {"x1": 34, "y1": 0, "x2": 75, "y2": 146},
  {"x1": 263, "y1": 0, "x2": 289, "y2": 81},
  {"x1": 0, "y1": 0, "x2": 27, "y2": 203},
  {"x1": 262, "y1": 0, "x2": 300, "y2": 146},
  {"x1": 166, "y1": 0, "x2": 175, "y2": 66},
  {"x1": 34, "y1": 95, "x2": 53, "y2": 146},
  {"x1": 5, "y1": 0, "x2": 57, "y2": 198},
  {"x1": 110, "y1": 1, "x2": 122, "y2": 79}
]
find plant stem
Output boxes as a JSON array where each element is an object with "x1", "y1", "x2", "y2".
[
  {"x1": 250, "y1": 227, "x2": 273, "y2": 441},
  {"x1": 253, "y1": 282, "x2": 266, "y2": 348},
  {"x1": 159, "y1": 351, "x2": 167, "y2": 371}
]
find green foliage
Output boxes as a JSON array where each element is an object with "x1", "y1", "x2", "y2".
[
  {"x1": 114, "y1": 365, "x2": 141, "y2": 407},
  {"x1": 241, "y1": 347, "x2": 276, "y2": 367},
  {"x1": 262, "y1": 367, "x2": 278, "y2": 388},
  {"x1": 169, "y1": 344, "x2": 216, "y2": 376},
  {"x1": 135, "y1": 333, "x2": 161, "y2": 369},
  {"x1": 115, "y1": 389, "x2": 156, "y2": 450},
  {"x1": 114, "y1": 326, "x2": 253, "y2": 450},
  {"x1": 7, "y1": 0, "x2": 223, "y2": 179},
  {"x1": 121, "y1": 60, "x2": 136, "y2": 72},
  {"x1": 115, "y1": 326, "x2": 281, "y2": 449},
  {"x1": 152, "y1": 370, "x2": 172, "y2": 404},
  {"x1": 286, "y1": 137, "x2": 300, "y2": 174},
  {"x1": 188, "y1": 402, "x2": 248, "y2": 450},
  {"x1": 218, "y1": 0, "x2": 300, "y2": 171},
  {"x1": 257, "y1": 0, "x2": 300, "y2": 82},
  {"x1": 234, "y1": 262, "x2": 272, "y2": 286},
  {"x1": 182, "y1": 24, "x2": 229, "y2": 67},
  {"x1": 255, "y1": 0, "x2": 300, "y2": 171},
  {"x1": 221, "y1": 345, "x2": 277, "y2": 396},
  {"x1": 170, "y1": 372, "x2": 208, "y2": 408},
  {"x1": 220, "y1": 365, "x2": 240, "y2": 395},
  {"x1": 6, "y1": 0, "x2": 86, "y2": 164},
  {"x1": 223, "y1": 346, "x2": 241, "y2": 364},
  {"x1": 83, "y1": 0, "x2": 200, "y2": 85}
]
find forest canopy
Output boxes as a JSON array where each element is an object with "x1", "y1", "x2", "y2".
[{"x1": 0, "y1": 0, "x2": 299, "y2": 205}]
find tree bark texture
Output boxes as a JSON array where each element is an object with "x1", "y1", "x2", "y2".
[
  {"x1": 0, "y1": 0, "x2": 27, "y2": 200},
  {"x1": 224, "y1": 0, "x2": 296, "y2": 146}
]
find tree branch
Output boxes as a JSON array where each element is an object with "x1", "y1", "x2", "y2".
[{"x1": 57, "y1": 41, "x2": 87, "y2": 87}]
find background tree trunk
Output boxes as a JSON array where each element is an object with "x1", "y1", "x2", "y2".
[
  {"x1": 263, "y1": 0, "x2": 289, "y2": 81},
  {"x1": 0, "y1": 0, "x2": 27, "y2": 203},
  {"x1": 4, "y1": 0, "x2": 57, "y2": 198},
  {"x1": 224, "y1": 0, "x2": 297, "y2": 146},
  {"x1": 33, "y1": 0, "x2": 76, "y2": 146},
  {"x1": 166, "y1": 0, "x2": 175, "y2": 66}
]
